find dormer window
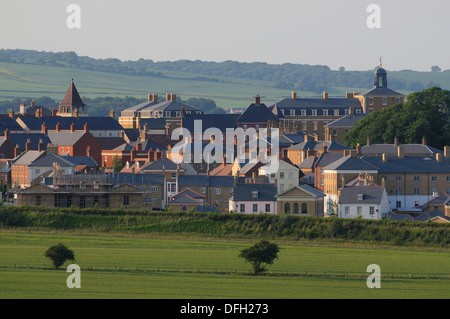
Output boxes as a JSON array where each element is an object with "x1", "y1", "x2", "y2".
[
  {"x1": 357, "y1": 194, "x2": 364, "y2": 201},
  {"x1": 252, "y1": 191, "x2": 258, "y2": 198}
]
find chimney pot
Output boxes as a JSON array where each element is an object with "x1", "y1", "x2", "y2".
[
  {"x1": 323, "y1": 91, "x2": 328, "y2": 100},
  {"x1": 292, "y1": 91, "x2": 297, "y2": 100},
  {"x1": 255, "y1": 95, "x2": 260, "y2": 106}
]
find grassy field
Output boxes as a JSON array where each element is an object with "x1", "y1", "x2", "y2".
[
  {"x1": 0, "y1": 62, "x2": 301, "y2": 109},
  {"x1": 0, "y1": 231, "x2": 449, "y2": 299}
]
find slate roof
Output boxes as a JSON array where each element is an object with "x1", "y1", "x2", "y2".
[
  {"x1": 182, "y1": 113, "x2": 239, "y2": 132},
  {"x1": 315, "y1": 152, "x2": 345, "y2": 168},
  {"x1": 298, "y1": 156, "x2": 317, "y2": 169},
  {"x1": 9, "y1": 133, "x2": 51, "y2": 150},
  {"x1": 236, "y1": 103, "x2": 280, "y2": 124},
  {"x1": 339, "y1": 185, "x2": 385, "y2": 204},
  {"x1": 361, "y1": 144, "x2": 443, "y2": 156},
  {"x1": 326, "y1": 113, "x2": 367, "y2": 127},
  {"x1": 18, "y1": 116, "x2": 123, "y2": 131},
  {"x1": 361, "y1": 156, "x2": 450, "y2": 173},
  {"x1": 275, "y1": 184, "x2": 325, "y2": 198},
  {"x1": 29, "y1": 153, "x2": 97, "y2": 167},
  {"x1": 107, "y1": 172, "x2": 165, "y2": 185},
  {"x1": 169, "y1": 195, "x2": 202, "y2": 204},
  {"x1": 323, "y1": 155, "x2": 379, "y2": 171},
  {"x1": 231, "y1": 183, "x2": 277, "y2": 202},
  {"x1": 422, "y1": 193, "x2": 450, "y2": 207},
  {"x1": 123, "y1": 100, "x2": 160, "y2": 112},
  {"x1": 60, "y1": 81, "x2": 86, "y2": 108},
  {"x1": 96, "y1": 137, "x2": 127, "y2": 150},
  {"x1": 12, "y1": 150, "x2": 46, "y2": 166},
  {"x1": 283, "y1": 133, "x2": 313, "y2": 144},
  {"x1": 390, "y1": 210, "x2": 450, "y2": 222},
  {"x1": 288, "y1": 141, "x2": 352, "y2": 152},
  {"x1": 136, "y1": 139, "x2": 167, "y2": 151},
  {"x1": 269, "y1": 97, "x2": 362, "y2": 111},
  {"x1": 47, "y1": 131, "x2": 86, "y2": 146},
  {"x1": 141, "y1": 158, "x2": 182, "y2": 171},
  {"x1": 171, "y1": 189, "x2": 205, "y2": 200},
  {"x1": 0, "y1": 117, "x2": 24, "y2": 133},
  {"x1": 359, "y1": 87, "x2": 404, "y2": 97}
]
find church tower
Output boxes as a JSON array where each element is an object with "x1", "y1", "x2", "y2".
[
  {"x1": 373, "y1": 59, "x2": 388, "y2": 88},
  {"x1": 57, "y1": 79, "x2": 88, "y2": 117}
]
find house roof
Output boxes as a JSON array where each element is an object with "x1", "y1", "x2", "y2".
[
  {"x1": 298, "y1": 156, "x2": 318, "y2": 169},
  {"x1": 171, "y1": 188, "x2": 205, "y2": 200},
  {"x1": 315, "y1": 152, "x2": 345, "y2": 168},
  {"x1": 361, "y1": 155, "x2": 450, "y2": 173},
  {"x1": 12, "y1": 150, "x2": 46, "y2": 166},
  {"x1": 323, "y1": 155, "x2": 379, "y2": 171},
  {"x1": 339, "y1": 185, "x2": 385, "y2": 204},
  {"x1": 182, "y1": 113, "x2": 239, "y2": 133},
  {"x1": 361, "y1": 144, "x2": 443, "y2": 156},
  {"x1": 231, "y1": 183, "x2": 277, "y2": 202},
  {"x1": 236, "y1": 102, "x2": 280, "y2": 124},
  {"x1": 96, "y1": 137, "x2": 127, "y2": 150},
  {"x1": 47, "y1": 131, "x2": 86, "y2": 146},
  {"x1": 275, "y1": 184, "x2": 325, "y2": 198},
  {"x1": 287, "y1": 141, "x2": 352, "y2": 152},
  {"x1": 178, "y1": 175, "x2": 235, "y2": 187},
  {"x1": 0, "y1": 117, "x2": 24, "y2": 133},
  {"x1": 359, "y1": 86, "x2": 404, "y2": 97},
  {"x1": 18, "y1": 116, "x2": 123, "y2": 131},
  {"x1": 170, "y1": 194, "x2": 203, "y2": 205},
  {"x1": 8, "y1": 133, "x2": 51, "y2": 150},
  {"x1": 29, "y1": 153, "x2": 97, "y2": 167},
  {"x1": 269, "y1": 97, "x2": 362, "y2": 110},
  {"x1": 141, "y1": 158, "x2": 182, "y2": 171}
]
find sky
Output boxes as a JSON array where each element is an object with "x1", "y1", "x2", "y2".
[{"x1": 1, "y1": 0, "x2": 449, "y2": 71}]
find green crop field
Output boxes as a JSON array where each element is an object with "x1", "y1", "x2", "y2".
[{"x1": 0, "y1": 231, "x2": 449, "y2": 299}]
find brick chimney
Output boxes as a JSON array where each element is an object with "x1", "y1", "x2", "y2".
[
  {"x1": 84, "y1": 122, "x2": 89, "y2": 133},
  {"x1": 366, "y1": 136, "x2": 371, "y2": 146},
  {"x1": 444, "y1": 146, "x2": 449, "y2": 159},
  {"x1": 56, "y1": 122, "x2": 61, "y2": 132},
  {"x1": 70, "y1": 122, "x2": 75, "y2": 132},
  {"x1": 9, "y1": 109, "x2": 14, "y2": 118},
  {"x1": 52, "y1": 108, "x2": 58, "y2": 117},
  {"x1": 38, "y1": 139, "x2": 45, "y2": 152},
  {"x1": 41, "y1": 122, "x2": 48, "y2": 135},
  {"x1": 130, "y1": 147, "x2": 136, "y2": 161},
  {"x1": 422, "y1": 136, "x2": 427, "y2": 145},
  {"x1": 25, "y1": 138, "x2": 32, "y2": 151},
  {"x1": 31, "y1": 100, "x2": 35, "y2": 107},
  {"x1": 323, "y1": 91, "x2": 328, "y2": 100},
  {"x1": 109, "y1": 110, "x2": 115, "y2": 118},
  {"x1": 14, "y1": 144, "x2": 21, "y2": 157},
  {"x1": 397, "y1": 146, "x2": 404, "y2": 158},
  {"x1": 292, "y1": 91, "x2": 297, "y2": 100},
  {"x1": 436, "y1": 153, "x2": 442, "y2": 163},
  {"x1": 136, "y1": 143, "x2": 142, "y2": 151},
  {"x1": 356, "y1": 143, "x2": 361, "y2": 156},
  {"x1": 86, "y1": 146, "x2": 91, "y2": 157},
  {"x1": 382, "y1": 153, "x2": 388, "y2": 163},
  {"x1": 255, "y1": 95, "x2": 261, "y2": 106},
  {"x1": 394, "y1": 136, "x2": 399, "y2": 146},
  {"x1": 4, "y1": 128, "x2": 10, "y2": 139}
]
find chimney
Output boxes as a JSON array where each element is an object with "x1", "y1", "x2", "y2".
[
  {"x1": 52, "y1": 108, "x2": 58, "y2": 117},
  {"x1": 394, "y1": 136, "x2": 399, "y2": 146},
  {"x1": 14, "y1": 144, "x2": 21, "y2": 157},
  {"x1": 26, "y1": 138, "x2": 32, "y2": 151},
  {"x1": 153, "y1": 94, "x2": 158, "y2": 102},
  {"x1": 323, "y1": 91, "x2": 328, "y2": 100},
  {"x1": 9, "y1": 109, "x2": 14, "y2": 118},
  {"x1": 349, "y1": 107, "x2": 355, "y2": 115},
  {"x1": 35, "y1": 109, "x2": 40, "y2": 118},
  {"x1": 341, "y1": 175, "x2": 345, "y2": 189},
  {"x1": 171, "y1": 93, "x2": 176, "y2": 101},
  {"x1": 38, "y1": 139, "x2": 45, "y2": 152},
  {"x1": 181, "y1": 105, "x2": 185, "y2": 117},
  {"x1": 109, "y1": 110, "x2": 115, "y2": 118},
  {"x1": 314, "y1": 134, "x2": 319, "y2": 142},
  {"x1": 20, "y1": 102, "x2": 26, "y2": 115},
  {"x1": 366, "y1": 136, "x2": 371, "y2": 146},
  {"x1": 397, "y1": 146, "x2": 404, "y2": 159},
  {"x1": 322, "y1": 144, "x2": 328, "y2": 154},
  {"x1": 130, "y1": 147, "x2": 136, "y2": 161},
  {"x1": 31, "y1": 100, "x2": 35, "y2": 107},
  {"x1": 4, "y1": 128, "x2": 10, "y2": 139},
  {"x1": 444, "y1": 146, "x2": 449, "y2": 159},
  {"x1": 346, "y1": 92, "x2": 354, "y2": 99},
  {"x1": 382, "y1": 153, "x2": 388, "y2": 163},
  {"x1": 148, "y1": 150, "x2": 154, "y2": 161},
  {"x1": 136, "y1": 143, "x2": 142, "y2": 151},
  {"x1": 422, "y1": 136, "x2": 427, "y2": 145},
  {"x1": 356, "y1": 143, "x2": 361, "y2": 156},
  {"x1": 350, "y1": 150, "x2": 357, "y2": 157},
  {"x1": 304, "y1": 134, "x2": 309, "y2": 142},
  {"x1": 255, "y1": 95, "x2": 261, "y2": 106},
  {"x1": 292, "y1": 91, "x2": 297, "y2": 100},
  {"x1": 436, "y1": 153, "x2": 442, "y2": 163},
  {"x1": 166, "y1": 93, "x2": 171, "y2": 101},
  {"x1": 84, "y1": 122, "x2": 89, "y2": 133},
  {"x1": 161, "y1": 150, "x2": 167, "y2": 159},
  {"x1": 41, "y1": 122, "x2": 47, "y2": 135},
  {"x1": 381, "y1": 177, "x2": 386, "y2": 189},
  {"x1": 70, "y1": 122, "x2": 75, "y2": 132},
  {"x1": 120, "y1": 131, "x2": 125, "y2": 139},
  {"x1": 358, "y1": 173, "x2": 364, "y2": 186},
  {"x1": 56, "y1": 122, "x2": 61, "y2": 132}
]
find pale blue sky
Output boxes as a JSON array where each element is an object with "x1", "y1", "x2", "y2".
[{"x1": 1, "y1": 0, "x2": 449, "y2": 71}]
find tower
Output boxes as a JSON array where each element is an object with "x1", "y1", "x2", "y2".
[
  {"x1": 373, "y1": 58, "x2": 387, "y2": 88},
  {"x1": 58, "y1": 79, "x2": 87, "y2": 117}
]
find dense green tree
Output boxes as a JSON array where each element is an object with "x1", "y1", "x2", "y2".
[
  {"x1": 44, "y1": 243, "x2": 75, "y2": 269},
  {"x1": 239, "y1": 240, "x2": 280, "y2": 274},
  {"x1": 343, "y1": 86, "x2": 450, "y2": 149}
]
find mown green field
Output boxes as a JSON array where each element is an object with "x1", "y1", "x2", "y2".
[{"x1": 0, "y1": 231, "x2": 449, "y2": 299}]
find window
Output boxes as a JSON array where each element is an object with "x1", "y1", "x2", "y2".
[
  {"x1": 369, "y1": 207, "x2": 375, "y2": 215},
  {"x1": 396, "y1": 187, "x2": 401, "y2": 195},
  {"x1": 344, "y1": 109, "x2": 349, "y2": 115},
  {"x1": 334, "y1": 109, "x2": 340, "y2": 116},
  {"x1": 382, "y1": 97, "x2": 387, "y2": 105},
  {"x1": 280, "y1": 184, "x2": 284, "y2": 192},
  {"x1": 290, "y1": 109, "x2": 296, "y2": 116},
  {"x1": 151, "y1": 186, "x2": 158, "y2": 192},
  {"x1": 396, "y1": 176, "x2": 401, "y2": 182},
  {"x1": 200, "y1": 187, "x2": 206, "y2": 194},
  {"x1": 265, "y1": 204, "x2": 271, "y2": 213},
  {"x1": 165, "y1": 111, "x2": 171, "y2": 117},
  {"x1": 293, "y1": 203, "x2": 299, "y2": 214},
  {"x1": 123, "y1": 195, "x2": 129, "y2": 206},
  {"x1": 176, "y1": 111, "x2": 181, "y2": 117},
  {"x1": 35, "y1": 195, "x2": 41, "y2": 206},
  {"x1": 396, "y1": 201, "x2": 401, "y2": 208},
  {"x1": 171, "y1": 173, "x2": 176, "y2": 179},
  {"x1": 396, "y1": 98, "x2": 401, "y2": 104},
  {"x1": 214, "y1": 188, "x2": 221, "y2": 195},
  {"x1": 80, "y1": 196, "x2": 86, "y2": 209},
  {"x1": 280, "y1": 172, "x2": 285, "y2": 179},
  {"x1": 312, "y1": 109, "x2": 317, "y2": 116},
  {"x1": 167, "y1": 183, "x2": 176, "y2": 193},
  {"x1": 288, "y1": 172, "x2": 294, "y2": 179},
  {"x1": 414, "y1": 187, "x2": 420, "y2": 195},
  {"x1": 252, "y1": 191, "x2": 258, "y2": 198},
  {"x1": 182, "y1": 206, "x2": 187, "y2": 211},
  {"x1": 253, "y1": 204, "x2": 258, "y2": 213},
  {"x1": 357, "y1": 206, "x2": 362, "y2": 216},
  {"x1": 300, "y1": 109, "x2": 306, "y2": 116},
  {"x1": 320, "y1": 178, "x2": 324, "y2": 186},
  {"x1": 432, "y1": 176, "x2": 437, "y2": 182},
  {"x1": 313, "y1": 121, "x2": 318, "y2": 131},
  {"x1": 323, "y1": 109, "x2": 328, "y2": 116},
  {"x1": 369, "y1": 98, "x2": 374, "y2": 105},
  {"x1": 240, "y1": 204, "x2": 245, "y2": 213},
  {"x1": 35, "y1": 169, "x2": 40, "y2": 175},
  {"x1": 333, "y1": 130, "x2": 337, "y2": 136},
  {"x1": 432, "y1": 187, "x2": 437, "y2": 194},
  {"x1": 414, "y1": 176, "x2": 420, "y2": 182},
  {"x1": 302, "y1": 121, "x2": 307, "y2": 131},
  {"x1": 344, "y1": 206, "x2": 350, "y2": 215},
  {"x1": 284, "y1": 203, "x2": 290, "y2": 214},
  {"x1": 301, "y1": 203, "x2": 307, "y2": 214},
  {"x1": 447, "y1": 176, "x2": 450, "y2": 182}
]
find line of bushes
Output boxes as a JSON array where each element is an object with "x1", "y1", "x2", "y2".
[{"x1": 0, "y1": 206, "x2": 448, "y2": 247}]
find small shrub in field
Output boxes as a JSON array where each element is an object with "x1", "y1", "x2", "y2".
[{"x1": 44, "y1": 243, "x2": 75, "y2": 269}]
